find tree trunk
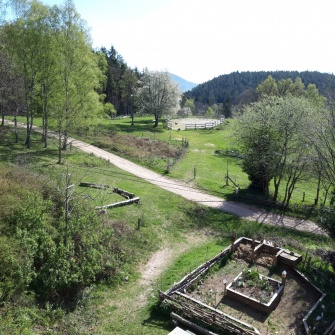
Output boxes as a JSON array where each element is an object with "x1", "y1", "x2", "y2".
[
  {"x1": 43, "y1": 114, "x2": 49, "y2": 148},
  {"x1": 131, "y1": 111, "x2": 134, "y2": 126},
  {"x1": 14, "y1": 115, "x2": 18, "y2": 143},
  {"x1": 25, "y1": 117, "x2": 31, "y2": 148},
  {"x1": 314, "y1": 171, "x2": 322, "y2": 206},
  {"x1": 58, "y1": 130, "x2": 62, "y2": 164},
  {"x1": 62, "y1": 129, "x2": 68, "y2": 150},
  {"x1": 154, "y1": 113, "x2": 159, "y2": 127}
]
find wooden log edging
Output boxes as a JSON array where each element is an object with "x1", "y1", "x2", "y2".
[
  {"x1": 171, "y1": 312, "x2": 219, "y2": 335},
  {"x1": 294, "y1": 268, "x2": 326, "y2": 335},
  {"x1": 161, "y1": 237, "x2": 321, "y2": 335},
  {"x1": 160, "y1": 291, "x2": 260, "y2": 335},
  {"x1": 164, "y1": 237, "x2": 245, "y2": 296},
  {"x1": 175, "y1": 292, "x2": 260, "y2": 334},
  {"x1": 112, "y1": 187, "x2": 135, "y2": 199}
]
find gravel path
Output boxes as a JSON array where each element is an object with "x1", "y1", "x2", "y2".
[
  {"x1": 68, "y1": 136, "x2": 324, "y2": 235},
  {"x1": 4, "y1": 120, "x2": 323, "y2": 235}
]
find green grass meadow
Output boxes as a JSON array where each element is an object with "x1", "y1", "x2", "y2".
[{"x1": 1, "y1": 116, "x2": 334, "y2": 334}]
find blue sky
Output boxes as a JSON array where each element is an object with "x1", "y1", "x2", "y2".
[{"x1": 40, "y1": 0, "x2": 335, "y2": 84}]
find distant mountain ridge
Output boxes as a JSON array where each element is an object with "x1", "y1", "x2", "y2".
[
  {"x1": 184, "y1": 71, "x2": 335, "y2": 105},
  {"x1": 170, "y1": 73, "x2": 198, "y2": 92}
]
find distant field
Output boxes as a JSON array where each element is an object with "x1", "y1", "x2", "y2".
[{"x1": 12, "y1": 115, "x2": 324, "y2": 208}]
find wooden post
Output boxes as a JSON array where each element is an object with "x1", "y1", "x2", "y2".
[
  {"x1": 272, "y1": 253, "x2": 277, "y2": 266},
  {"x1": 281, "y1": 270, "x2": 287, "y2": 286},
  {"x1": 303, "y1": 252, "x2": 308, "y2": 269},
  {"x1": 307, "y1": 256, "x2": 312, "y2": 271},
  {"x1": 250, "y1": 237, "x2": 256, "y2": 262},
  {"x1": 302, "y1": 192, "x2": 305, "y2": 202},
  {"x1": 137, "y1": 218, "x2": 142, "y2": 230},
  {"x1": 230, "y1": 232, "x2": 236, "y2": 253},
  {"x1": 226, "y1": 161, "x2": 229, "y2": 186},
  {"x1": 194, "y1": 166, "x2": 197, "y2": 179}
]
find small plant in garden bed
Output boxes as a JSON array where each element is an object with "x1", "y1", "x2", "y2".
[{"x1": 232, "y1": 269, "x2": 280, "y2": 304}]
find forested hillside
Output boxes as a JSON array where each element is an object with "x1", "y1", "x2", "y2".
[{"x1": 184, "y1": 71, "x2": 335, "y2": 105}]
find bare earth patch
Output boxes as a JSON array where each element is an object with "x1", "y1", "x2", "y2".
[{"x1": 138, "y1": 229, "x2": 217, "y2": 306}]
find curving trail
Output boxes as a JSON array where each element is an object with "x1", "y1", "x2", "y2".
[
  {"x1": 68, "y1": 136, "x2": 324, "y2": 235},
  {"x1": 5, "y1": 120, "x2": 324, "y2": 235}
]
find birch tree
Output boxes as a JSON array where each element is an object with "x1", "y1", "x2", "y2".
[
  {"x1": 2, "y1": 1, "x2": 52, "y2": 148},
  {"x1": 136, "y1": 70, "x2": 180, "y2": 127},
  {"x1": 51, "y1": 0, "x2": 104, "y2": 163}
]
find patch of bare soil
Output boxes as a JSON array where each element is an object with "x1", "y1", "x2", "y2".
[
  {"x1": 137, "y1": 229, "x2": 217, "y2": 307},
  {"x1": 187, "y1": 243, "x2": 321, "y2": 335},
  {"x1": 95, "y1": 133, "x2": 185, "y2": 161}
]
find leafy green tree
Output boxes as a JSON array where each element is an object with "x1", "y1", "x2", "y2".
[
  {"x1": 277, "y1": 78, "x2": 294, "y2": 96},
  {"x1": 291, "y1": 77, "x2": 305, "y2": 96},
  {"x1": 104, "y1": 102, "x2": 117, "y2": 118},
  {"x1": 6, "y1": 187, "x2": 114, "y2": 304},
  {"x1": 270, "y1": 96, "x2": 316, "y2": 205},
  {"x1": 184, "y1": 98, "x2": 196, "y2": 112},
  {"x1": 223, "y1": 96, "x2": 232, "y2": 118},
  {"x1": 317, "y1": 206, "x2": 335, "y2": 238},
  {"x1": 50, "y1": 0, "x2": 104, "y2": 162},
  {"x1": 256, "y1": 75, "x2": 279, "y2": 98},
  {"x1": 205, "y1": 106, "x2": 214, "y2": 118},
  {"x1": 305, "y1": 83, "x2": 326, "y2": 107},
  {"x1": 238, "y1": 98, "x2": 281, "y2": 194},
  {"x1": 0, "y1": 236, "x2": 33, "y2": 301},
  {"x1": 238, "y1": 95, "x2": 317, "y2": 207},
  {"x1": 0, "y1": 47, "x2": 24, "y2": 128},
  {"x1": 136, "y1": 70, "x2": 180, "y2": 127},
  {"x1": 2, "y1": 1, "x2": 52, "y2": 148}
]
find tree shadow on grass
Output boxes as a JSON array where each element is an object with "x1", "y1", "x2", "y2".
[
  {"x1": 141, "y1": 303, "x2": 173, "y2": 333},
  {"x1": 219, "y1": 295, "x2": 269, "y2": 323},
  {"x1": 94, "y1": 118, "x2": 166, "y2": 135}
]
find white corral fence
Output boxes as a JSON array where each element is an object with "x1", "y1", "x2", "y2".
[{"x1": 167, "y1": 117, "x2": 225, "y2": 130}]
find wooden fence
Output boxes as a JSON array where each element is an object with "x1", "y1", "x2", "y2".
[
  {"x1": 185, "y1": 122, "x2": 217, "y2": 130},
  {"x1": 160, "y1": 237, "x2": 328, "y2": 335}
]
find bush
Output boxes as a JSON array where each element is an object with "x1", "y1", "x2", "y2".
[{"x1": 317, "y1": 206, "x2": 335, "y2": 238}]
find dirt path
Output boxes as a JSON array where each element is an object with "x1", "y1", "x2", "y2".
[
  {"x1": 138, "y1": 230, "x2": 215, "y2": 306},
  {"x1": 67, "y1": 136, "x2": 324, "y2": 235},
  {"x1": 5, "y1": 120, "x2": 322, "y2": 235}
]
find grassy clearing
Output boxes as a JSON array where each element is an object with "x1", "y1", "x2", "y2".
[
  {"x1": 79, "y1": 116, "x2": 322, "y2": 207},
  {"x1": 12, "y1": 115, "x2": 322, "y2": 207},
  {"x1": 2, "y1": 117, "x2": 334, "y2": 334}
]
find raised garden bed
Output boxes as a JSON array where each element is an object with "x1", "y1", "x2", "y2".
[
  {"x1": 160, "y1": 237, "x2": 325, "y2": 335},
  {"x1": 226, "y1": 269, "x2": 284, "y2": 313}
]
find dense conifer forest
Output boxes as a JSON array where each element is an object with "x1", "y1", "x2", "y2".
[{"x1": 184, "y1": 71, "x2": 335, "y2": 105}]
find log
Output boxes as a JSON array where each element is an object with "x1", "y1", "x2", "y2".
[
  {"x1": 324, "y1": 321, "x2": 335, "y2": 335},
  {"x1": 95, "y1": 197, "x2": 140, "y2": 209},
  {"x1": 171, "y1": 312, "x2": 219, "y2": 335},
  {"x1": 176, "y1": 292, "x2": 260, "y2": 334},
  {"x1": 79, "y1": 182, "x2": 109, "y2": 189},
  {"x1": 112, "y1": 187, "x2": 135, "y2": 199}
]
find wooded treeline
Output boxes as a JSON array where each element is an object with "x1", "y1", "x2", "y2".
[
  {"x1": 184, "y1": 70, "x2": 335, "y2": 106},
  {"x1": 0, "y1": 1, "x2": 143, "y2": 143}
]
